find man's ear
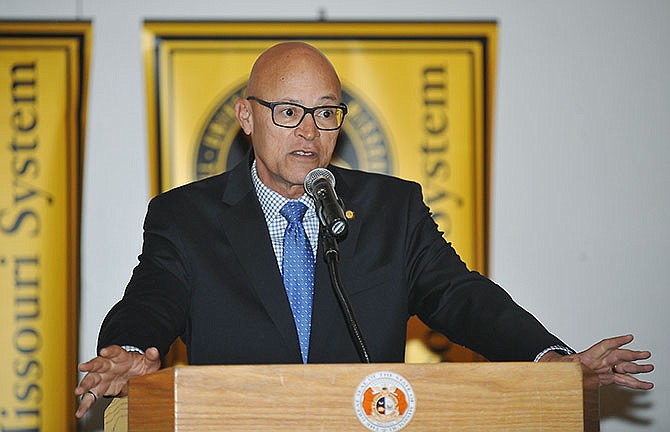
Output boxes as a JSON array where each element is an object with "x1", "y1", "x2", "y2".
[{"x1": 235, "y1": 98, "x2": 253, "y2": 135}]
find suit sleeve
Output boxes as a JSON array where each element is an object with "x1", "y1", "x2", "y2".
[
  {"x1": 404, "y1": 183, "x2": 568, "y2": 361},
  {"x1": 97, "y1": 194, "x2": 192, "y2": 357}
]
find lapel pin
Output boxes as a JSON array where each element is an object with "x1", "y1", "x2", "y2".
[{"x1": 345, "y1": 210, "x2": 355, "y2": 220}]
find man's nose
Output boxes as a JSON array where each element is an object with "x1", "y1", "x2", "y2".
[{"x1": 295, "y1": 112, "x2": 320, "y2": 140}]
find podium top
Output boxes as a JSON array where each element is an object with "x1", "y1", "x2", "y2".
[{"x1": 106, "y1": 362, "x2": 599, "y2": 431}]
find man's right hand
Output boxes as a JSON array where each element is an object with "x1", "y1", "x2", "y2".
[{"x1": 74, "y1": 345, "x2": 161, "y2": 418}]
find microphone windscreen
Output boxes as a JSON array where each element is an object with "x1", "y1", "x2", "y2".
[{"x1": 304, "y1": 167, "x2": 335, "y2": 197}]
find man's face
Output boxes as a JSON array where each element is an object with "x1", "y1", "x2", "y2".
[{"x1": 237, "y1": 46, "x2": 342, "y2": 199}]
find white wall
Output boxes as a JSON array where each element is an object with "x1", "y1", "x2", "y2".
[{"x1": 3, "y1": 1, "x2": 668, "y2": 430}]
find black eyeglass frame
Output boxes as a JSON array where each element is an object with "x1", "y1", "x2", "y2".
[{"x1": 246, "y1": 96, "x2": 348, "y2": 131}]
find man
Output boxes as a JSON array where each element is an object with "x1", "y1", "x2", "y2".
[{"x1": 75, "y1": 42, "x2": 653, "y2": 418}]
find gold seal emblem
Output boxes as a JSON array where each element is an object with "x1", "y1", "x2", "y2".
[{"x1": 353, "y1": 371, "x2": 416, "y2": 431}]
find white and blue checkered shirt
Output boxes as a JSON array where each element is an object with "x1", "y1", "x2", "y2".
[{"x1": 251, "y1": 161, "x2": 319, "y2": 274}]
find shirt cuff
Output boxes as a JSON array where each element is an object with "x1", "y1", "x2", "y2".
[
  {"x1": 121, "y1": 345, "x2": 145, "y2": 355},
  {"x1": 533, "y1": 345, "x2": 576, "y2": 362}
]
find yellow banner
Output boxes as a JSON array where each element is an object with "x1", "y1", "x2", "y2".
[
  {"x1": 143, "y1": 21, "x2": 495, "y2": 362},
  {"x1": 0, "y1": 21, "x2": 90, "y2": 431}
]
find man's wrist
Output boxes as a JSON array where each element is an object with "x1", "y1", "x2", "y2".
[
  {"x1": 120, "y1": 345, "x2": 145, "y2": 355},
  {"x1": 534, "y1": 345, "x2": 576, "y2": 362}
]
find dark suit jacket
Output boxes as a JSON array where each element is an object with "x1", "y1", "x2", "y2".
[{"x1": 99, "y1": 157, "x2": 566, "y2": 364}]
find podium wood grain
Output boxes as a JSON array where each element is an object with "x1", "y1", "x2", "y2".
[{"x1": 105, "y1": 362, "x2": 599, "y2": 431}]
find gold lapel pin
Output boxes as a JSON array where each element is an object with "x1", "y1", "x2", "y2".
[{"x1": 345, "y1": 210, "x2": 355, "y2": 220}]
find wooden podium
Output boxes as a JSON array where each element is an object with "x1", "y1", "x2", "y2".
[{"x1": 105, "y1": 362, "x2": 599, "y2": 431}]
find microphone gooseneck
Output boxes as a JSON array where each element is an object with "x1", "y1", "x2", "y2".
[{"x1": 323, "y1": 233, "x2": 370, "y2": 363}]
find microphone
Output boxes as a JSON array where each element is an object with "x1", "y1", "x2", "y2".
[
  {"x1": 304, "y1": 168, "x2": 348, "y2": 239},
  {"x1": 306, "y1": 169, "x2": 370, "y2": 362}
]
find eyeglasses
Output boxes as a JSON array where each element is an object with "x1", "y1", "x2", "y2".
[{"x1": 247, "y1": 96, "x2": 347, "y2": 131}]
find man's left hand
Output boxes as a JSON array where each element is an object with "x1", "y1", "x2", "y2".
[{"x1": 539, "y1": 334, "x2": 654, "y2": 390}]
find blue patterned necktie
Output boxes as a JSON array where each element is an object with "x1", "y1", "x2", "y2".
[{"x1": 280, "y1": 201, "x2": 315, "y2": 364}]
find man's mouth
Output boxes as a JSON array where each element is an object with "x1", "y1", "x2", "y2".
[{"x1": 292, "y1": 150, "x2": 315, "y2": 157}]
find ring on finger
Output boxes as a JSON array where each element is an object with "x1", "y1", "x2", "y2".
[
  {"x1": 611, "y1": 364, "x2": 618, "y2": 374},
  {"x1": 85, "y1": 390, "x2": 98, "y2": 403}
]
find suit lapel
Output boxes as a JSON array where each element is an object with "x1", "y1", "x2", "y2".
[{"x1": 218, "y1": 159, "x2": 302, "y2": 362}]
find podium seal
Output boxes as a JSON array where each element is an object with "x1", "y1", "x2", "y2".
[{"x1": 353, "y1": 371, "x2": 416, "y2": 431}]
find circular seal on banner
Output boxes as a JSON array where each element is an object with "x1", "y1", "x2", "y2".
[
  {"x1": 195, "y1": 85, "x2": 393, "y2": 179},
  {"x1": 353, "y1": 371, "x2": 416, "y2": 431}
]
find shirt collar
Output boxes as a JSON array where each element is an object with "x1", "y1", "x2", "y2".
[{"x1": 251, "y1": 160, "x2": 315, "y2": 221}]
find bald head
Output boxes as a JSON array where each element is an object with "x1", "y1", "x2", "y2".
[
  {"x1": 235, "y1": 42, "x2": 344, "y2": 199},
  {"x1": 246, "y1": 42, "x2": 341, "y2": 99}
]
